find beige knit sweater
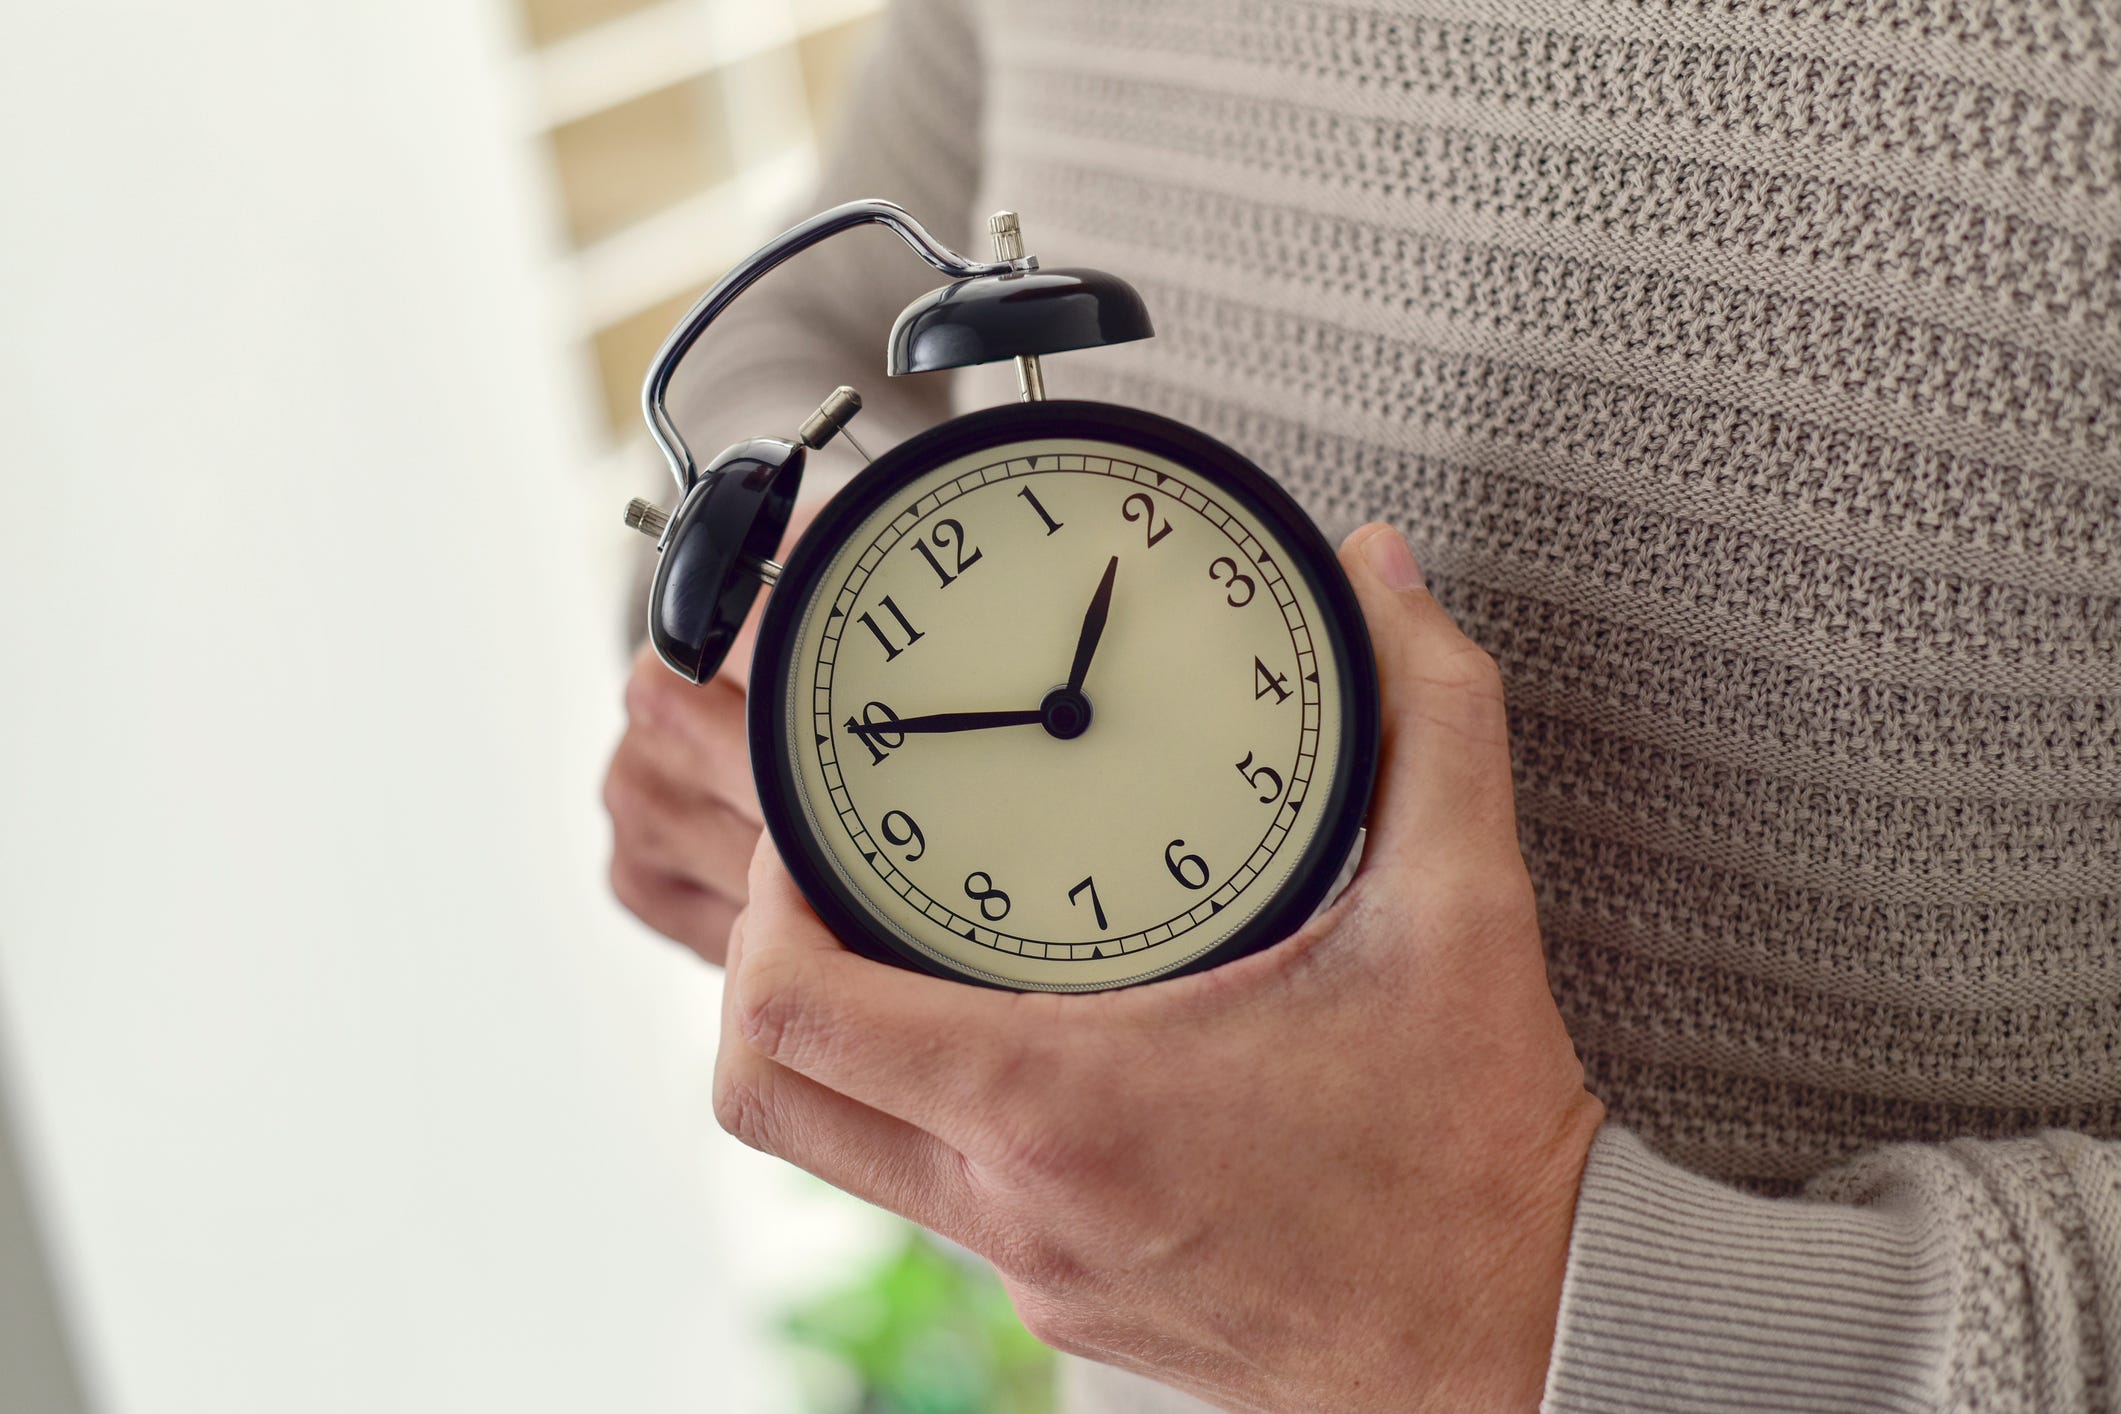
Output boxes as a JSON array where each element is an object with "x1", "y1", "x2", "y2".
[{"x1": 666, "y1": 1, "x2": 2121, "y2": 1408}]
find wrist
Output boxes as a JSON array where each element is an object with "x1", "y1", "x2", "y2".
[{"x1": 1443, "y1": 1090, "x2": 1605, "y2": 1412}]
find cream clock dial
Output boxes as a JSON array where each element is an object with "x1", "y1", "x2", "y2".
[{"x1": 751, "y1": 404, "x2": 1378, "y2": 992}]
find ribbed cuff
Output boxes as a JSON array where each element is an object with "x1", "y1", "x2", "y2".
[{"x1": 1543, "y1": 1126, "x2": 1951, "y2": 1413}]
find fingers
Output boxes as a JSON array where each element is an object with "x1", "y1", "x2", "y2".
[
  {"x1": 714, "y1": 914, "x2": 983, "y2": 1242},
  {"x1": 714, "y1": 1045, "x2": 984, "y2": 1238},
  {"x1": 727, "y1": 842, "x2": 1053, "y2": 1165},
  {"x1": 607, "y1": 495, "x2": 832, "y2": 956},
  {"x1": 622, "y1": 649, "x2": 762, "y2": 825},
  {"x1": 606, "y1": 646, "x2": 762, "y2": 961},
  {"x1": 609, "y1": 851, "x2": 740, "y2": 963},
  {"x1": 604, "y1": 736, "x2": 759, "y2": 898},
  {"x1": 1337, "y1": 524, "x2": 1519, "y2": 867}
]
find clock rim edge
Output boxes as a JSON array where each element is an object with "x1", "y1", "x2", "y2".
[{"x1": 746, "y1": 399, "x2": 1381, "y2": 993}]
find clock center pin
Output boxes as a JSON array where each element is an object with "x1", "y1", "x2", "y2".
[{"x1": 1038, "y1": 685, "x2": 1093, "y2": 741}]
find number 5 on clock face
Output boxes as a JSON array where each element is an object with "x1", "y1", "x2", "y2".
[{"x1": 750, "y1": 407, "x2": 1377, "y2": 992}]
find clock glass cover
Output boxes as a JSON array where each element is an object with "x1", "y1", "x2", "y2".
[{"x1": 751, "y1": 403, "x2": 1375, "y2": 992}]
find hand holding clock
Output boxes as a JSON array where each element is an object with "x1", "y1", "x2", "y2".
[
  {"x1": 605, "y1": 499, "x2": 830, "y2": 963},
  {"x1": 716, "y1": 524, "x2": 1604, "y2": 1412}
]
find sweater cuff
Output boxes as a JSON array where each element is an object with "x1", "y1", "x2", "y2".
[{"x1": 1542, "y1": 1126, "x2": 1951, "y2": 1412}]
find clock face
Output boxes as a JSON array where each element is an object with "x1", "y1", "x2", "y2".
[{"x1": 753, "y1": 404, "x2": 1375, "y2": 991}]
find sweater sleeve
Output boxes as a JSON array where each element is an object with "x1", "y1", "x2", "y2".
[
  {"x1": 660, "y1": 0, "x2": 984, "y2": 495},
  {"x1": 1545, "y1": 1125, "x2": 2121, "y2": 1412}
]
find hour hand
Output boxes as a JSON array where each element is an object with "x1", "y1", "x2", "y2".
[
  {"x1": 1066, "y1": 555, "x2": 1120, "y2": 693},
  {"x1": 848, "y1": 707, "x2": 1044, "y2": 737}
]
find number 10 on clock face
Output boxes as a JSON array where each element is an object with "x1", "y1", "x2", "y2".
[{"x1": 753, "y1": 416, "x2": 1374, "y2": 992}]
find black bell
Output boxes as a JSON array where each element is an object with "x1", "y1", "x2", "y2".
[
  {"x1": 646, "y1": 438, "x2": 804, "y2": 683},
  {"x1": 887, "y1": 266, "x2": 1154, "y2": 375}
]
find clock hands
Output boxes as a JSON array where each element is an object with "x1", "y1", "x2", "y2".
[
  {"x1": 1029, "y1": 554, "x2": 1115, "y2": 742},
  {"x1": 849, "y1": 556, "x2": 1118, "y2": 746},
  {"x1": 848, "y1": 707, "x2": 1044, "y2": 737},
  {"x1": 1066, "y1": 555, "x2": 1120, "y2": 694}
]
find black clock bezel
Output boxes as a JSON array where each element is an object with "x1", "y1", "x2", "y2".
[{"x1": 747, "y1": 400, "x2": 1380, "y2": 992}]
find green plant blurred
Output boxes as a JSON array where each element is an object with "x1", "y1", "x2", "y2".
[{"x1": 783, "y1": 1227, "x2": 1056, "y2": 1414}]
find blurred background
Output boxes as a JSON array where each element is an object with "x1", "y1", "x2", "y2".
[{"x1": 0, "y1": 2, "x2": 1048, "y2": 1410}]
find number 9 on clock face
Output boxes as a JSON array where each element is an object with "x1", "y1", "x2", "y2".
[{"x1": 748, "y1": 403, "x2": 1379, "y2": 991}]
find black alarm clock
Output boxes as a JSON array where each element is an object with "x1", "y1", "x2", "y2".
[{"x1": 622, "y1": 200, "x2": 1378, "y2": 992}]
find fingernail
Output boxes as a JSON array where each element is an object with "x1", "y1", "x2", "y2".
[{"x1": 1363, "y1": 526, "x2": 1425, "y2": 592}]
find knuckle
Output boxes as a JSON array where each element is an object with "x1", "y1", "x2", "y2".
[
  {"x1": 1411, "y1": 647, "x2": 1511, "y2": 748},
  {"x1": 1008, "y1": 1290, "x2": 1089, "y2": 1356},
  {"x1": 605, "y1": 798, "x2": 668, "y2": 870},
  {"x1": 997, "y1": 1230, "x2": 1093, "y2": 1307},
  {"x1": 710, "y1": 1069, "x2": 771, "y2": 1150},
  {"x1": 1440, "y1": 641, "x2": 1506, "y2": 700},
  {"x1": 608, "y1": 852, "x2": 649, "y2": 912},
  {"x1": 601, "y1": 749, "x2": 658, "y2": 829},
  {"x1": 600, "y1": 757, "x2": 635, "y2": 824},
  {"x1": 732, "y1": 954, "x2": 813, "y2": 1062}
]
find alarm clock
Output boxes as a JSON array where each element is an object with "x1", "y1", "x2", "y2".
[{"x1": 622, "y1": 200, "x2": 1378, "y2": 992}]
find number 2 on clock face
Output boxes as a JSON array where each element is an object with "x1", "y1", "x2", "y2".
[{"x1": 785, "y1": 440, "x2": 1344, "y2": 991}]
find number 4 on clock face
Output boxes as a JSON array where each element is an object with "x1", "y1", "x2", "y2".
[{"x1": 1254, "y1": 655, "x2": 1292, "y2": 704}]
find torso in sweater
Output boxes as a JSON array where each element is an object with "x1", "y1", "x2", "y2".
[
  {"x1": 675, "y1": 2, "x2": 2118, "y2": 1403},
  {"x1": 935, "y1": 0, "x2": 2121, "y2": 1199}
]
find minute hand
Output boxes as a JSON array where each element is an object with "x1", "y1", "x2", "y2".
[
  {"x1": 849, "y1": 708, "x2": 1044, "y2": 737},
  {"x1": 1066, "y1": 555, "x2": 1120, "y2": 693}
]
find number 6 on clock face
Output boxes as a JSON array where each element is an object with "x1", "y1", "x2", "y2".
[{"x1": 749, "y1": 403, "x2": 1379, "y2": 992}]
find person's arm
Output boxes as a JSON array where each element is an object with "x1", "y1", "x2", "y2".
[
  {"x1": 662, "y1": 0, "x2": 984, "y2": 494},
  {"x1": 1548, "y1": 1125, "x2": 2121, "y2": 1411}
]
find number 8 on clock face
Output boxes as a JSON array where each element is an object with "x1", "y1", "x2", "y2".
[{"x1": 750, "y1": 402, "x2": 1379, "y2": 991}]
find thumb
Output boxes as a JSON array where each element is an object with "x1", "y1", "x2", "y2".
[{"x1": 1337, "y1": 524, "x2": 1519, "y2": 870}]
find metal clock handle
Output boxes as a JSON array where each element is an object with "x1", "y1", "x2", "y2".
[{"x1": 641, "y1": 199, "x2": 1036, "y2": 494}]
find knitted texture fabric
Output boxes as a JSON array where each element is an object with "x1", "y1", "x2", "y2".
[{"x1": 667, "y1": 1, "x2": 2121, "y2": 1408}]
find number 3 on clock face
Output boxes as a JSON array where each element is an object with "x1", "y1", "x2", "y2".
[{"x1": 749, "y1": 403, "x2": 1379, "y2": 991}]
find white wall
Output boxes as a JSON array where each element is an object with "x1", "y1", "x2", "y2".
[{"x1": 0, "y1": 4, "x2": 886, "y2": 1411}]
